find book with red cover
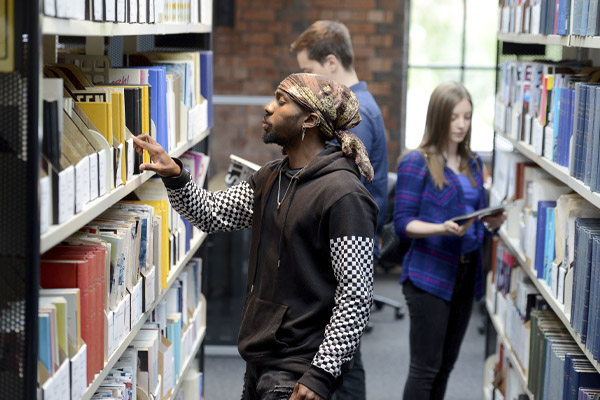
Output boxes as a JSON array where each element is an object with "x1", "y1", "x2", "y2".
[
  {"x1": 41, "y1": 245, "x2": 106, "y2": 383},
  {"x1": 40, "y1": 257, "x2": 95, "y2": 384},
  {"x1": 515, "y1": 161, "x2": 536, "y2": 200}
]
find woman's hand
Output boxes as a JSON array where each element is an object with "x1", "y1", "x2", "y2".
[
  {"x1": 131, "y1": 133, "x2": 181, "y2": 177},
  {"x1": 289, "y1": 383, "x2": 324, "y2": 400},
  {"x1": 441, "y1": 217, "x2": 475, "y2": 237},
  {"x1": 480, "y1": 211, "x2": 507, "y2": 232}
]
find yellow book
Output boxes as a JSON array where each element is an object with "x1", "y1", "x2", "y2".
[
  {"x1": 77, "y1": 102, "x2": 113, "y2": 145},
  {"x1": 130, "y1": 200, "x2": 170, "y2": 288}
]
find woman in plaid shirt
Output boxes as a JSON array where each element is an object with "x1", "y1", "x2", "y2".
[{"x1": 394, "y1": 82, "x2": 505, "y2": 399}]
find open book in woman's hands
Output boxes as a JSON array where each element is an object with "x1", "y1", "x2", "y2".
[{"x1": 450, "y1": 202, "x2": 517, "y2": 225}]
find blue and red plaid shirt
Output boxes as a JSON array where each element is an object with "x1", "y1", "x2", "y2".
[{"x1": 393, "y1": 150, "x2": 486, "y2": 301}]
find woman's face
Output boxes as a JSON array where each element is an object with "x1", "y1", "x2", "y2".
[{"x1": 447, "y1": 97, "x2": 472, "y2": 145}]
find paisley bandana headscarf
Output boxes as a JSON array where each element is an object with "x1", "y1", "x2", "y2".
[{"x1": 278, "y1": 73, "x2": 375, "y2": 183}]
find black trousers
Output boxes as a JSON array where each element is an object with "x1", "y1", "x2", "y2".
[
  {"x1": 402, "y1": 254, "x2": 476, "y2": 400},
  {"x1": 240, "y1": 364, "x2": 296, "y2": 400},
  {"x1": 240, "y1": 363, "x2": 341, "y2": 400}
]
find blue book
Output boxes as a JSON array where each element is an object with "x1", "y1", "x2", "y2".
[
  {"x1": 583, "y1": 85, "x2": 597, "y2": 186},
  {"x1": 535, "y1": 201, "x2": 556, "y2": 279},
  {"x1": 199, "y1": 51, "x2": 213, "y2": 129},
  {"x1": 557, "y1": 0, "x2": 569, "y2": 34},
  {"x1": 139, "y1": 67, "x2": 167, "y2": 150},
  {"x1": 588, "y1": 237, "x2": 600, "y2": 360},
  {"x1": 557, "y1": 88, "x2": 570, "y2": 165},
  {"x1": 544, "y1": 206, "x2": 556, "y2": 285},
  {"x1": 38, "y1": 313, "x2": 52, "y2": 373},
  {"x1": 565, "y1": 88, "x2": 576, "y2": 167},
  {"x1": 571, "y1": 84, "x2": 587, "y2": 180},
  {"x1": 590, "y1": 87, "x2": 600, "y2": 192},
  {"x1": 180, "y1": 216, "x2": 191, "y2": 253},
  {"x1": 580, "y1": 0, "x2": 591, "y2": 34},
  {"x1": 552, "y1": 86, "x2": 562, "y2": 163}
]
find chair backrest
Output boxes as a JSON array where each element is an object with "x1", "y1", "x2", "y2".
[{"x1": 378, "y1": 172, "x2": 410, "y2": 269}]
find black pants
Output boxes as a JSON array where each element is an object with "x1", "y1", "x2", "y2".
[
  {"x1": 402, "y1": 255, "x2": 476, "y2": 400},
  {"x1": 331, "y1": 344, "x2": 365, "y2": 400},
  {"x1": 240, "y1": 364, "x2": 296, "y2": 400}
]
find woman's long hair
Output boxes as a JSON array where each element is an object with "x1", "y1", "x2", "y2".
[{"x1": 417, "y1": 81, "x2": 477, "y2": 190}]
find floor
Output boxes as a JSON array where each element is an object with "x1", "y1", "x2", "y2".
[{"x1": 202, "y1": 269, "x2": 488, "y2": 400}]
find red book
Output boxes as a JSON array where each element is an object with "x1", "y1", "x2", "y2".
[
  {"x1": 43, "y1": 245, "x2": 106, "y2": 375},
  {"x1": 40, "y1": 257, "x2": 94, "y2": 384}
]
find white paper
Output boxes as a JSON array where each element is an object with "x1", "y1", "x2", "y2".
[
  {"x1": 116, "y1": 143, "x2": 124, "y2": 187},
  {"x1": 162, "y1": 342, "x2": 174, "y2": 396},
  {"x1": 107, "y1": 310, "x2": 115, "y2": 357},
  {"x1": 93, "y1": 0, "x2": 103, "y2": 21},
  {"x1": 129, "y1": 0, "x2": 138, "y2": 23},
  {"x1": 127, "y1": 139, "x2": 134, "y2": 181},
  {"x1": 88, "y1": 154, "x2": 99, "y2": 201},
  {"x1": 75, "y1": 157, "x2": 90, "y2": 213},
  {"x1": 131, "y1": 280, "x2": 143, "y2": 326},
  {"x1": 125, "y1": 293, "x2": 131, "y2": 333},
  {"x1": 55, "y1": 0, "x2": 67, "y2": 17},
  {"x1": 105, "y1": 0, "x2": 116, "y2": 21},
  {"x1": 139, "y1": 0, "x2": 147, "y2": 23},
  {"x1": 42, "y1": 359, "x2": 70, "y2": 400},
  {"x1": 543, "y1": 126, "x2": 553, "y2": 159},
  {"x1": 70, "y1": 344, "x2": 87, "y2": 400},
  {"x1": 57, "y1": 166, "x2": 75, "y2": 224},
  {"x1": 117, "y1": 0, "x2": 126, "y2": 21},
  {"x1": 143, "y1": 267, "x2": 156, "y2": 311},
  {"x1": 98, "y1": 149, "x2": 107, "y2": 196},
  {"x1": 40, "y1": 176, "x2": 51, "y2": 234},
  {"x1": 44, "y1": 0, "x2": 56, "y2": 16},
  {"x1": 115, "y1": 299, "x2": 126, "y2": 346}
]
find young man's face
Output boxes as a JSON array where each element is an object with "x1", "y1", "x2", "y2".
[
  {"x1": 262, "y1": 89, "x2": 305, "y2": 148},
  {"x1": 296, "y1": 49, "x2": 332, "y2": 79}
]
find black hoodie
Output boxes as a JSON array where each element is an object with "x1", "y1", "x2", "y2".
[{"x1": 163, "y1": 145, "x2": 377, "y2": 398}]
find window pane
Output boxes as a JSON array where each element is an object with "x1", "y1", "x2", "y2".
[
  {"x1": 409, "y1": 0, "x2": 464, "y2": 66},
  {"x1": 405, "y1": 68, "x2": 462, "y2": 150},
  {"x1": 465, "y1": 0, "x2": 498, "y2": 67},
  {"x1": 464, "y1": 69, "x2": 496, "y2": 152}
]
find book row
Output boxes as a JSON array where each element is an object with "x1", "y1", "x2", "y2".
[
  {"x1": 39, "y1": 257, "x2": 203, "y2": 400},
  {"x1": 487, "y1": 252, "x2": 600, "y2": 400},
  {"x1": 43, "y1": 0, "x2": 212, "y2": 25},
  {"x1": 495, "y1": 60, "x2": 600, "y2": 193},
  {"x1": 39, "y1": 50, "x2": 212, "y2": 232},
  {"x1": 498, "y1": 0, "x2": 600, "y2": 37}
]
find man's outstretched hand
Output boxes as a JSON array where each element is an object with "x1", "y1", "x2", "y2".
[{"x1": 131, "y1": 133, "x2": 181, "y2": 177}]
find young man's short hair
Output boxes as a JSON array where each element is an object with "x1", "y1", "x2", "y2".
[{"x1": 290, "y1": 20, "x2": 354, "y2": 70}]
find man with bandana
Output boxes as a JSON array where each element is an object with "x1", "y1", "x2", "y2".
[
  {"x1": 132, "y1": 73, "x2": 378, "y2": 400},
  {"x1": 291, "y1": 20, "x2": 389, "y2": 400}
]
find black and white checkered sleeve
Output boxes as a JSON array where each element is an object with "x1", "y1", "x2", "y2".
[
  {"x1": 312, "y1": 235, "x2": 374, "y2": 378},
  {"x1": 166, "y1": 179, "x2": 254, "y2": 233}
]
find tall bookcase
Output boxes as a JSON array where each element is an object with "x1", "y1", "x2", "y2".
[
  {"x1": 0, "y1": 1, "x2": 213, "y2": 399},
  {"x1": 486, "y1": 12, "x2": 600, "y2": 399}
]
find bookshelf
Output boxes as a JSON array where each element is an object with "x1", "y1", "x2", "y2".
[
  {"x1": 42, "y1": 17, "x2": 212, "y2": 37},
  {"x1": 485, "y1": 291, "x2": 534, "y2": 399},
  {"x1": 0, "y1": 0, "x2": 212, "y2": 400},
  {"x1": 492, "y1": 4, "x2": 600, "y2": 396},
  {"x1": 80, "y1": 233, "x2": 207, "y2": 400},
  {"x1": 40, "y1": 128, "x2": 210, "y2": 253}
]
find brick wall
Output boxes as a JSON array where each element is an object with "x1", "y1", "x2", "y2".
[{"x1": 209, "y1": 0, "x2": 408, "y2": 178}]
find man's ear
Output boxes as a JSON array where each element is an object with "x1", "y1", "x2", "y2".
[
  {"x1": 303, "y1": 113, "x2": 321, "y2": 129},
  {"x1": 324, "y1": 54, "x2": 339, "y2": 73}
]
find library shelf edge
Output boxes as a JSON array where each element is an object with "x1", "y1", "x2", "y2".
[
  {"x1": 499, "y1": 133, "x2": 600, "y2": 210},
  {"x1": 79, "y1": 231, "x2": 208, "y2": 400},
  {"x1": 40, "y1": 128, "x2": 210, "y2": 253},
  {"x1": 41, "y1": 16, "x2": 212, "y2": 37},
  {"x1": 485, "y1": 292, "x2": 533, "y2": 399},
  {"x1": 168, "y1": 304, "x2": 207, "y2": 400},
  {"x1": 497, "y1": 229, "x2": 600, "y2": 375},
  {"x1": 497, "y1": 32, "x2": 569, "y2": 47}
]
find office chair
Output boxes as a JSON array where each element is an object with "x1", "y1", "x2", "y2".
[{"x1": 371, "y1": 172, "x2": 405, "y2": 321}]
